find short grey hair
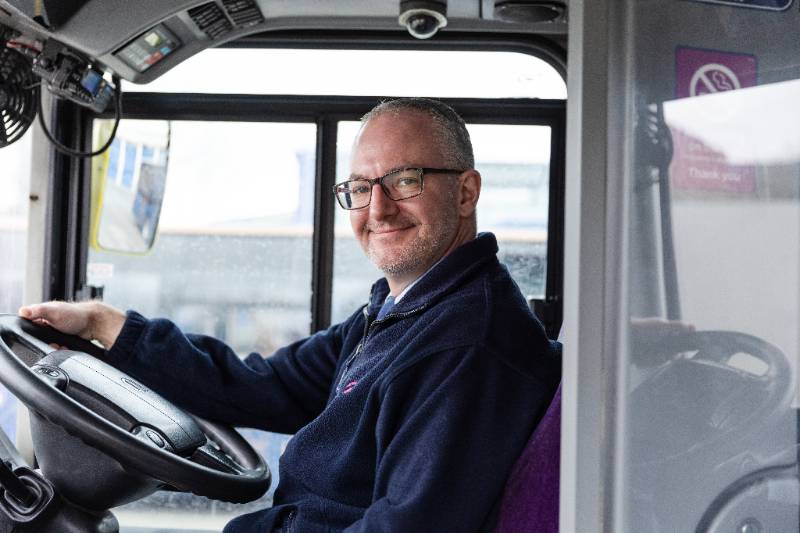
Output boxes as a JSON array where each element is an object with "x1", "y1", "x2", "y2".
[{"x1": 361, "y1": 98, "x2": 475, "y2": 170}]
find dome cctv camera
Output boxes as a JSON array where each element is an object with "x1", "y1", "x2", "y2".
[{"x1": 399, "y1": 0, "x2": 447, "y2": 40}]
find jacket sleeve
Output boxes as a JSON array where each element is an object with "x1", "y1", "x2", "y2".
[
  {"x1": 343, "y1": 344, "x2": 555, "y2": 533},
  {"x1": 106, "y1": 310, "x2": 352, "y2": 433}
]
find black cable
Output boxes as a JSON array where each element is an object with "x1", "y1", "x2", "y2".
[{"x1": 36, "y1": 74, "x2": 122, "y2": 159}]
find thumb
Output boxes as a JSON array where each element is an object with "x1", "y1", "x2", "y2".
[
  {"x1": 18, "y1": 305, "x2": 39, "y2": 320},
  {"x1": 18, "y1": 302, "x2": 61, "y2": 326}
]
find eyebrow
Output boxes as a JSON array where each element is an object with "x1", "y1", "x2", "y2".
[{"x1": 347, "y1": 166, "x2": 415, "y2": 181}]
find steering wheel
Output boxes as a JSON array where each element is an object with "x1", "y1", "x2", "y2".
[
  {"x1": 628, "y1": 329, "x2": 795, "y2": 533},
  {"x1": 630, "y1": 330, "x2": 792, "y2": 464},
  {"x1": 0, "y1": 314, "x2": 270, "y2": 510}
]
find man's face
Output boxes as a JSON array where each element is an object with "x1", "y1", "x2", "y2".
[{"x1": 348, "y1": 111, "x2": 466, "y2": 282}]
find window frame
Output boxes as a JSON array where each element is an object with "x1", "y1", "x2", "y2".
[{"x1": 51, "y1": 37, "x2": 566, "y2": 337}]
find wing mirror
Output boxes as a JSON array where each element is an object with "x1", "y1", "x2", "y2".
[{"x1": 90, "y1": 119, "x2": 170, "y2": 254}]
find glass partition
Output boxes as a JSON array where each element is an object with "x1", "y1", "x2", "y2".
[{"x1": 618, "y1": 3, "x2": 800, "y2": 531}]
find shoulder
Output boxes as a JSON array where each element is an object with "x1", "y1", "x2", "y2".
[
  {"x1": 438, "y1": 258, "x2": 547, "y2": 343},
  {"x1": 388, "y1": 263, "x2": 557, "y2": 384}
]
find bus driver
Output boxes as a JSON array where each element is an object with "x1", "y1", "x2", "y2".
[{"x1": 19, "y1": 98, "x2": 561, "y2": 532}]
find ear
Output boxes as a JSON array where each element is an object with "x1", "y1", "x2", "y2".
[{"x1": 457, "y1": 170, "x2": 481, "y2": 218}]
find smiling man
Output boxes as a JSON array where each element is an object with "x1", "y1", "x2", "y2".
[{"x1": 20, "y1": 98, "x2": 561, "y2": 532}]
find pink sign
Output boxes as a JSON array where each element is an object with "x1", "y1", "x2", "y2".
[
  {"x1": 676, "y1": 47, "x2": 757, "y2": 98},
  {"x1": 671, "y1": 47, "x2": 758, "y2": 193},
  {"x1": 669, "y1": 128, "x2": 756, "y2": 193}
]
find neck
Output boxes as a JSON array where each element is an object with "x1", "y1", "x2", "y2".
[{"x1": 386, "y1": 274, "x2": 416, "y2": 297}]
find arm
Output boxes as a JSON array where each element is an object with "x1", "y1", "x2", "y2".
[
  {"x1": 19, "y1": 301, "x2": 351, "y2": 432},
  {"x1": 345, "y1": 345, "x2": 556, "y2": 533},
  {"x1": 108, "y1": 311, "x2": 347, "y2": 432}
]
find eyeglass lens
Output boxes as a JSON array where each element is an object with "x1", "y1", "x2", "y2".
[{"x1": 335, "y1": 168, "x2": 423, "y2": 209}]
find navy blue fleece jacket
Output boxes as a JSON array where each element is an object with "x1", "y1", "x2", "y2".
[{"x1": 107, "y1": 232, "x2": 561, "y2": 532}]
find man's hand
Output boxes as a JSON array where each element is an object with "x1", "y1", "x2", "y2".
[{"x1": 18, "y1": 301, "x2": 126, "y2": 349}]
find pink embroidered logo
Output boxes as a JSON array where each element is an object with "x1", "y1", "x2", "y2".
[{"x1": 342, "y1": 380, "x2": 359, "y2": 394}]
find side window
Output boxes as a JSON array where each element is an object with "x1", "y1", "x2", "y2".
[
  {"x1": 471, "y1": 124, "x2": 552, "y2": 300},
  {"x1": 332, "y1": 122, "x2": 553, "y2": 323},
  {"x1": 0, "y1": 131, "x2": 32, "y2": 442},
  {"x1": 91, "y1": 121, "x2": 316, "y2": 350},
  {"x1": 89, "y1": 120, "x2": 315, "y2": 525}
]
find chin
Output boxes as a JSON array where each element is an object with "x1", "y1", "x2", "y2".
[{"x1": 369, "y1": 246, "x2": 413, "y2": 273}]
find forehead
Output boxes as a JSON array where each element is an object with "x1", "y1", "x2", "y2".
[{"x1": 351, "y1": 111, "x2": 445, "y2": 172}]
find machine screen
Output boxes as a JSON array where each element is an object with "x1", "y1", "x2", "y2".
[{"x1": 115, "y1": 24, "x2": 181, "y2": 73}]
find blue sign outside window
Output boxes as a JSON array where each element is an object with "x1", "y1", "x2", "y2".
[{"x1": 684, "y1": 0, "x2": 793, "y2": 10}]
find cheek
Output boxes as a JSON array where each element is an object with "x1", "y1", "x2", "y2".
[
  {"x1": 403, "y1": 200, "x2": 436, "y2": 229},
  {"x1": 350, "y1": 211, "x2": 367, "y2": 234}
]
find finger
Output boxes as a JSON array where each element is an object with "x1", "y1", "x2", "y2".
[
  {"x1": 19, "y1": 303, "x2": 58, "y2": 321},
  {"x1": 19, "y1": 303, "x2": 73, "y2": 333}
]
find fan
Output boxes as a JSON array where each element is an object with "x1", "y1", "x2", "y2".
[{"x1": 0, "y1": 45, "x2": 38, "y2": 148}]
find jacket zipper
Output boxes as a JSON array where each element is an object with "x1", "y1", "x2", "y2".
[
  {"x1": 336, "y1": 303, "x2": 428, "y2": 392},
  {"x1": 282, "y1": 509, "x2": 296, "y2": 533}
]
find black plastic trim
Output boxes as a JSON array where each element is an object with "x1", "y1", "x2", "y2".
[
  {"x1": 311, "y1": 118, "x2": 337, "y2": 332},
  {"x1": 44, "y1": 100, "x2": 89, "y2": 302},
  {"x1": 544, "y1": 104, "x2": 566, "y2": 338},
  {"x1": 110, "y1": 93, "x2": 566, "y2": 123}
]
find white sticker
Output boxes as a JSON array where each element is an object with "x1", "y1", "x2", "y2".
[{"x1": 87, "y1": 263, "x2": 114, "y2": 284}]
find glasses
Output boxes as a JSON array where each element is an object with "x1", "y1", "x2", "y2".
[{"x1": 333, "y1": 167, "x2": 464, "y2": 210}]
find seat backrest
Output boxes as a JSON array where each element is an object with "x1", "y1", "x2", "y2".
[{"x1": 493, "y1": 383, "x2": 561, "y2": 533}]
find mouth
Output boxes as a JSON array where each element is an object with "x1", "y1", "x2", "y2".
[
  {"x1": 367, "y1": 223, "x2": 415, "y2": 236},
  {"x1": 371, "y1": 227, "x2": 408, "y2": 235},
  {"x1": 364, "y1": 220, "x2": 416, "y2": 237}
]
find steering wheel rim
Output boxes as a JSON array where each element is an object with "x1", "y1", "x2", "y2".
[
  {"x1": 630, "y1": 329, "x2": 793, "y2": 466},
  {"x1": 688, "y1": 330, "x2": 791, "y2": 390},
  {"x1": 0, "y1": 314, "x2": 270, "y2": 504}
]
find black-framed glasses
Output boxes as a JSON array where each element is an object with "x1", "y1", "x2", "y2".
[{"x1": 333, "y1": 167, "x2": 464, "y2": 210}]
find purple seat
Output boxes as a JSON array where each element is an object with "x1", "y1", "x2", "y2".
[{"x1": 494, "y1": 383, "x2": 561, "y2": 533}]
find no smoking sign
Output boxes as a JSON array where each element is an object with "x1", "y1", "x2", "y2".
[{"x1": 676, "y1": 46, "x2": 757, "y2": 98}]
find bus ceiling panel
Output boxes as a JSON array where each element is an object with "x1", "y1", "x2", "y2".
[{"x1": 1, "y1": 0, "x2": 567, "y2": 85}]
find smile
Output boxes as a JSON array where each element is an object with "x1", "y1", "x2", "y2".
[{"x1": 370, "y1": 226, "x2": 412, "y2": 235}]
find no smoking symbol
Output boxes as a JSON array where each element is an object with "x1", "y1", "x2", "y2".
[{"x1": 689, "y1": 63, "x2": 741, "y2": 96}]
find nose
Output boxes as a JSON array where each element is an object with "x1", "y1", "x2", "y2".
[{"x1": 368, "y1": 182, "x2": 398, "y2": 219}]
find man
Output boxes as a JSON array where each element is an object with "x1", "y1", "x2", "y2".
[{"x1": 19, "y1": 98, "x2": 561, "y2": 532}]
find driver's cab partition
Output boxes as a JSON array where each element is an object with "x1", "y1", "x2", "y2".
[
  {"x1": 565, "y1": 1, "x2": 800, "y2": 531},
  {"x1": 0, "y1": 315, "x2": 270, "y2": 533}
]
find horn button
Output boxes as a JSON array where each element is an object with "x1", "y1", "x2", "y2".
[{"x1": 32, "y1": 351, "x2": 205, "y2": 455}]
